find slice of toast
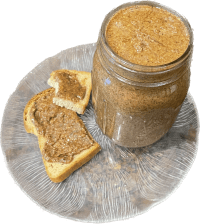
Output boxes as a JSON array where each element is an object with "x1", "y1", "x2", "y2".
[
  {"x1": 24, "y1": 88, "x2": 101, "y2": 183},
  {"x1": 47, "y1": 69, "x2": 92, "y2": 114}
]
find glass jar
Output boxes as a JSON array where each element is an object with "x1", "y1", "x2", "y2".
[{"x1": 91, "y1": 1, "x2": 193, "y2": 148}]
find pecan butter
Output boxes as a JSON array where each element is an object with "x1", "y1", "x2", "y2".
[
  {"x1": 106, "y1": 5, "x2": 190, "y2": 66},
  {"x1": 91, "y1": 2, "x2": 193, "y2": 147},
  {"x1": 54, "y1": 70, "x2": 86, "y2": 102},
  {"x1": 29, "y1": 89, "x2": 94, "y2": 163}
]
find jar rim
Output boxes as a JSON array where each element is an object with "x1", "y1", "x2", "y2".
[{"x1": 100, "y1": 0, "x2": 193, "y2": 74}]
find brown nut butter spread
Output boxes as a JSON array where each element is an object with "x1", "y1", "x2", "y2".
[
  {"x1": 106, "y1": 5, "x2": 189, "y2": 66},
  {"x1": 54, "y1": 70, "x2": 86, "y2": 102},
  {"x1": 29, "y1": 89, "x2": 94, "y2": 163},
  {"x1": 92, "y1": 3, "x2": 192, "y2": 147}
]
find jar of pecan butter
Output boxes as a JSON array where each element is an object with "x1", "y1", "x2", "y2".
[{"x1": 91, "y1": 1, "x2": 193, "y2": 147}]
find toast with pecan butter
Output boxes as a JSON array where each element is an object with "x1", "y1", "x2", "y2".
[
  {"x1": 23, "y1": 88, "x2": 100, "y2": 183},
  {"x1": 48, "y1": 69, "x2": 92, "y2": 114}
]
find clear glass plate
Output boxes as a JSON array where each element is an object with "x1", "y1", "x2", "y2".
[{"x1": 0, "y1": 43, "x2": 199, "y2": 223}]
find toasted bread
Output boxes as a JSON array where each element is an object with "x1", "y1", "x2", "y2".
[
  {"x1": 47, "y1": 69, "x2": 92, "y2": 114},
  {"x1": 23, "y1": 88, "x2": 101, "y2": 183}
]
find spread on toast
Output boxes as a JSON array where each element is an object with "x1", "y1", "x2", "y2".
[
  {"x1": 54, "y1": 70, "x2": 86, "y2": 102},
  {"x1": 29, "y1": 89, "x2": 95, "y2": 164},
  {"x1": 48, "y1": 69, "x2": 92, "y2": 115}
]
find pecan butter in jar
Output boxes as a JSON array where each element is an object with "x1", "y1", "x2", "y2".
[{"x1": 91, "y1": 1, "x2": 193, "y2": 148}]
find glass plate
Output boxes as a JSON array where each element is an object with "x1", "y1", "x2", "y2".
[{"x1": 0, "y1": 43, "x2": 199, "y2": 223}]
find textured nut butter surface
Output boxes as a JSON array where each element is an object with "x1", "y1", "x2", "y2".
[
  {"x1": 55, "y1": 70, "x2": 86, "y2": 102},
  {"x1": 106, "y1": 5, "x2": 190, "y2": 66},
  {"x1": 29, "y1": 90, "x2": 94, "y2": 163}
]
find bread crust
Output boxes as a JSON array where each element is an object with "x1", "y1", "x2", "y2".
[{"x1": 23, "y1": 87, "x2": 100, "y2": 183}]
